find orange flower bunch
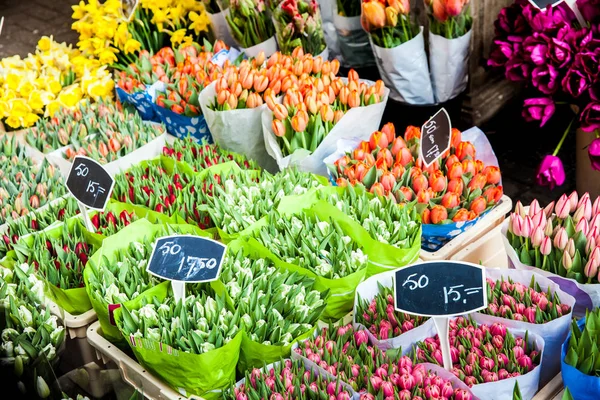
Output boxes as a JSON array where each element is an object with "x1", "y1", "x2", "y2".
[
  {"x1": 209, "y1": 47, "x2": 342, "y2": 111},
  {"x1": 361, "y1": 0, "x2": 417, "y2": 47},
  {"x1": 331, "y1": 122, "x2": 503, "y2": 225},
  {"x1": 267, "y1": 68, "x2": 386, "y2": 156},
  {"x1": 425, "y1": 0, "x2": 472, "y2": 39}
]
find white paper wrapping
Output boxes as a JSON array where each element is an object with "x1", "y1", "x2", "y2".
[
  {"x1": 429, "y1": 30, "x2": 472, "y2": 103},
  {"x1": 474, "y1": 268, "x2": 575, "y2": 387},
  {"x1": 241, "y1": 36, "x2": 278, "y2": 58},
  {"x1": 262, "y1": 79, "x2": 389, "y2": 176},
  {"x1": 352, "y1": 269, "x2": 436, "y2": 351},
  {"x1": 370, "y1": 27, "x2": 434, "y2": 104},
  {"x1": 199, "y1": 81, "x2": 278, "y2": 172},
  {"x1": 501, "y1": 219, "x2": 600, "y2": 317},
  {"x1": 208, "y1": 10, "x2": 237, "y2": 49},
  {"x1": 317, "y1": 0, "x2": 341, "y2": 60},
  {"x1": 333, "y1": 14, "x2": 374, "y2": 68}
]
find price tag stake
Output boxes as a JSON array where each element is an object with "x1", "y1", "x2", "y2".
[
  {"x1": 146, "y1": 235, "x2": 227, "y2": 301},
  {"x1": 66, "y1": 156, "x2": 115, "y2": 233},
  {"x1": 419, "y1": 108, "x2": 452, "y2": 168},
  {"x1": 394, "y1": 261, "x2": 487, "y2": 370}
]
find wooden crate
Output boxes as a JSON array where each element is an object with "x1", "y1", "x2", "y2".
[{"x1": 532, "y1": 374, "x2": 564, "y2": 400}]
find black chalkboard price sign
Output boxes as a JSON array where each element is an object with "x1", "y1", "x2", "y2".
[
  {"x1": 419, "y1": 108, "x2": 452, "y2": 168},
  {"x1": 528, "y1": 0, "x2": 562, "y2": 9},
  {"x1": 66, "y1": 156, "x2": 114, "y2": 211},
  {"x1": 394, "y1": 261, "x2": 487, "y2": 317},
  {"x1": 147, "y1": 235, "x2": 226, "y2": 283}
]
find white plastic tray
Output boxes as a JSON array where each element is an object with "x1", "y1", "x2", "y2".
[{"x1": 451, "y1": 224, "x2": 508, "y2": 268}]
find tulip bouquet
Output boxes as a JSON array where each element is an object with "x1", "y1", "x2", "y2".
[
  {"x1": 0, "y1": 197, "x2": 80, "y2": 258},
  {"x1": 88, "y1": 209, "x2": 137, "y2": 237},
  {"x1": 219, "y1": 248, "x2": 327, "y2": 368},
  {"x1": 0, "y1": 262, "x2": 47, "y2": 309},
  {"x1": 112, "y1": 161, "x2": 192, "y2": 215},
  {"x1": 505, "y1": 192, "x2": 600, "y2": 284},
  {"x1": 251, "y1": 210, "x2": 368, "y2": 280},
  {"x1": 331, "y1": 123, "x2": 503, "y2": 249},
  {"x1": 223, "y1": 359, "x2": 354, "y2": 399},
  {"x1": 0, "y1": 36, "x2": 113, "y2": 129},
  {"x1": 564, "y1": 308, "x2": 600, "y2": 377},
  {"x1": 223, "y1": 0, "x2": 276, "y2": 51},
  {"x1": 488, "y1": 0, "x2": 600, "y2": 185},
  {"x1": 484, "y1": 276, "x2": 571, "y2": 324},
  {"x1": 425, "y1": 0, "x2": 471, "y2": 39},
  {"x1": 334, "y1": 0, "x2": 375, "y2": 68},
  {"x1": 26, "y1": 100, "x2": 164, "y2": 164},
  {"x1": 272, "y1": 0, "x2": 327, "y2": 56},
  {"x1": 415, "y1": 317, "x2": 541, "y2": 392},
  {"x1": 161, "y1": 138, "x2": 257, "y2": 171},
  {"x1": 118, "y1": 290, "x2": 242, "y2": 396},
  {"x1": 0, "y1": 155, "x2": 67, "y2": 226},
  {"x1": 356, "y1": 282, "x2": 428, "y2": 340},
  {"x1": 295, "y1": 324, "x2": 474, "y2": 399},
  {"x1": 181, "y1": 168, "x2": 324, "y2": 235},
  {"x1": 317, "y1": 185, "x2": 420, "y2": 248},
  {"x1": 361, "y1": 0, "x2": 434, "y2": 104},
  {"x1": 267, "y1": 69, "x2": 386, "y2": 160}
]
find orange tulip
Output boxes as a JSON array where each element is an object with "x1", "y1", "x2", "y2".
[
  {"x1": 430, "y1": 205, "x2": 448, "y2": 224},
  {"x1": 380, "y1": 171, "x2": 396, "y2": 192},
  {"x1": 462, "y1": 159, "x2": 477, "y2": 176},
  {"x1": 404, "y1": 125, "x2": 421, "y2": 141},
  {"x1": 428, "y1": 170, "x2": 447, "y2": 192},
  {"x1": 381, "y1": 122, "x2": 395, "y2": 143},
  {"x1": 291, "y1": 110, "x2": 308, "y2": 132},
  {"x1": 456, "y1": 141, "x2": 476, "y2": 161},
  {"x1": 313, "y1": 56, "x2": 323, "y2": 74},
  {"x1": 483, "y1": 165, "x2": 501, "y2": 185},
  {"x1": 273, "y1": 104, "x2": 288, "y2": 120},
  {"x1": 355, "y1": 163, "x2": 369, "y2": 181},
  {"x1": 446, "y1": 0, "x2": 465, "y2": 17},
  {"x1": 334, "y1": 110, "x2": 344, "y2": 123},
  {"x1": 421, "y1": 208, "x2": 431, "y2": 224},
  {"x1": 432, "y1": 0, "x2": 448, "y2": 22},
  {"x1": 226, "y1": 93, "x2": 238, "y2": 110},
  {"x1": 348, "y1": 69, "x2": 359, "y2": 82},
  {"x1": 390, "y1": 137, "x2": 407, "y2": 156},
  {"x1": 441, "y1": 192, "x2": 460, "y2": 209},
  {"x1": 483, "y1": 186, "x2": 504, "y2": 203},
  {"x1": 377, "y1": 147, "x2": 394, "y2": 167},
  {"x1": 397, "y1": 186, "x2": 413, "y2": 201},
  {"x1": 447, "y1": 162, "x2": 463, "y2": 180},
  {"x1": 335, "y1": 155, "x2": 350, "y2": 168},
  {"x1": 217, "y1": 89, "x2": 229, "y2": 106},
  {"x1": 272, "y1": 120, "x2": 285, "y2": 137},
  {"x1": 339, "y1": 87, "x2": 350, "y2": 105},
  {"x1": 363, "y1": 1, "x2": 386, "y2": 30},
  {"x1": 331, "y1": 59, "x2": 340, "y2": 76},
  {"x1": 417, "y1": 189, "x2": 432, "y2": 204},
  {"x1": 396, "y1": 147, "x2": 413, "y2": 166},
  {"x1": 470, "y1": 196, "x2": 487, "y2": 215},
  {"x1": 447, "y1": 178, "x2": 464, "y2": 194},
  {"x1": 370, "y1": 130, "x2": 389, "y2": 150},
  {"x1": 253, "y1": 75, "x2": 269, "y2": 93},
  {"x1": 452, "y1": 208, "x2": 470, "y2": 222},
  {"x1": 391, "y1": 163, "x2": 405, "y2": 179},
  {"x1": 292, "y1": 47, "x2": 304, "y2": 58},
  {"x1": 451, "y1": 128, "x2": 461, "y2": 149},
  {"x1": 370, "y1": 182, "x2": 385, "y2": 197},
  {"x1": 284, "y1": 90, "x2": 302, "y2": 107},
  {"x1": 320, "y1": 104, "x2": 334, "y2": 122},
  {"x1": 467, "y1": 173, "x2": 488, "y2": 191},
  {"x1": 375, "y1": 80, "x2": 386, "y2": 98},
  {"x1": 348, "y1": 90, "x2": 361, "y2": 108},
  {"x1": 412, "y1": 174, "x2": 429, "y2": 193},
  {"x1": 215, "y1": 76, "x2": 228, "y2": 92},
  {"x1": 246, "y1": 92, "x2": 261, "y2": 108},
  {"x1": 264, "y1": 88, "x2": 277, "y2": 111}
]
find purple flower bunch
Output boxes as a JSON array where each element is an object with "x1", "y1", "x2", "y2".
[{"x1": 489, "y1": 0, "x2": 600, "y2": 183}]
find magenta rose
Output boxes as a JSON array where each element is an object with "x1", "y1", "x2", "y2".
[
  {"x1": 581, "y1": 102, "x2": 600, "y2": 133},
  {"x1": 536, "y1": 155, "x2": 566, "y2": 189},
  {"x1": 523, "y1": 97, "x2": 555, "y2": 126},
  {"x1": 532, "y1": 64, "x2": 560, "y2": 94},
  {"x1": 562, "y1": 65, "x2": 590, "y2": 97},
  {"x1": 588, "y1": 138, "x2": 600, "y2": 171}
]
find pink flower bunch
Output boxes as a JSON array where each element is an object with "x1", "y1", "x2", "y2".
[
  {"x1": 484, "y1": 276, "x2": 571, "y2": 323},
  {"x1": 507, "y1": 191, "x2": 600, "y2": 284},
  {"x1": 225, "y1": 359, "x2": 353, "y2": 399},
  {"x1": 415, "y1": 317, "x2": 540, "y2": 387},
  {"x1": 356, "y1": 282, "x2": 428, "y2": 340},
  {"x1": 294, "y1": 324, "x2": 473, "y2": 399}
]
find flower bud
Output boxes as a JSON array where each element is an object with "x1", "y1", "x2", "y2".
[{"x1": 540, "y1": 236, "x2": 552, "y2": 256}]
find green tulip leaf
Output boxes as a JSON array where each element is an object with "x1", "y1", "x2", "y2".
[{"x1": 565, "y1": 348, "x2": 579, "y2": 367}]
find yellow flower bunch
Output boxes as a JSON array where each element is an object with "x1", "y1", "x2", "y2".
[
  {"x1": 72, "y1": 0, "x2": 211, "y2": 66},
  {"x1": 0, "y1": 36, "x2": 113, "y2": 129}
]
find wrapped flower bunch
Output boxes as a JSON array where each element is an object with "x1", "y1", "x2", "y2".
[
  {"x1": 0, "y1": 36, "x2": 113, "y2": 129},
  {"x1": 506, "y1": 192, "x2": 600, "y2": 284},
  {"x1": 484, "y1": 275, "x2": 571, "y2": 323},
  {"x1": 331, "y1": 123, "x2": 503, "y2": 225},
  {"x1": 0, "y1": 137, "x2": 67, "y2": 225},
  {"x1": 223, "y1": 359, "x2": 353, "y2": 399},
  {"x1": 225, "y1": 0, "x2": 276, "y2": 49},
  {"x1": 361, "y1": 0, "x2": 418, "y2": 47},
  {"x1": 0, "y1": 197, "x2": 80, "y2": 258},
  {"x1": 295, "y1": 324, "x2": 474, "y2": 399},
  {"x1": 112, "y1": 161, "x2": 193, "y2": 215},
  {"x1": 268, "y1": 68, "x2": 385, "y2": 156},
  {"x1": 26, "y1": 100, "x2": 163, "y2": 162},
  {"x1": 180, "y1": 168, "x2": 324, "y2": 233},
  {"x1": 317, "y1": 185, "x2": 420, "y2": 248},
  {"x1": 273, "y1": 0, "x2": 327, "y2": 55},
  {"x1": 356, "y1": 281, "x2": 428, "y2": 340},
  {"x1": 415, "y1": 317, "x2": 541, "y2": 387},
  {"x1": 161, "y1": 137, "x2": 257, "y2": 171}
]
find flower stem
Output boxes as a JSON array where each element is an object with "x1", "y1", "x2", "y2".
[{"x1": 552, "y1": 117, "x2": 575, "y2": 156}]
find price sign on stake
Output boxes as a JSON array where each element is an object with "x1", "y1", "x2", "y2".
[
  {"x1": 66, "y1": 156, "x2": 115, "y2": 232},
  {"x1": 394, "y1": 261, "x2": 487, "y2": 370},
  {"x1": 120, "y1": 0, "x2": 139, "y2": 22},
  {"x1": 146, "y1": 235, "x2": 227, "y2": 301},
  {"x1": 528, "y1": 0, "x2": 586, "y2": 25},
  {"x1": 419, "y1": 108, "x2": 452, "y2": 168}
]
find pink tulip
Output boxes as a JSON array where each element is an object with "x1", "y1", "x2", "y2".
[
  {"x1": 433, "y1": 349, "x2": 444, "y2": 365},
  {"x1": 381, "y1": 381, "x2": 394, "y2": 397},
  {"x1": 513, "y1": 345, "x2": 525, "y2": 359},
  {"x1": 511, "y1": 214, "x2": 523, "y2": 236},
  {"x1": 544, "y1": 201, "x2": 555, "y2": 217},
  {"x1": 237, "y1": 393, "x2": 248, "y2": 400},
  {"x1": 370, "y1": 376, "x2": 383, "y2": 391},
  {"x1": 517, "y1": 355, "x2": 534, "y2": 371},
  {"x1": 309, "y1": 382, "x2": 319, "y2": 392},
  {"x1": 464, "y1": 376, "x2": 477, "y2": 387},
  {"x1": 424, "y1": 384, "x2": 440, "y2": 399},
  {"x1": 553, "y1": 227, "x2": 568, "y2": 250},
  {"x1": 593, "y1": 196, "x2": 600, "y2": 216},
  {"x1": 540, "y1": 236, "x2": 552, "y2": 255},
  {"x1": 454, "y1": 389, "x2": 472, "y2": 400},
  {"x1": 488, "y1": 303, "x2": 499, "y2": 314},
  {"x1": 524, "y1": 306, "x2": 537, "y2": 323},
  {"x1": 412, "y1": 369, "x2": 426, "y2": 386},
  {"x1": 325, "y1": 341, "x2": 335, "y2": 354},
  {"x1": 337, "y1": 392, "x2": 351, "y2": 400},
  {"x1": 483, "y1": 371, "x2": 499, "y2": 382},
  {"x1": 590, "y1": 214, "x2": 600, "y2": 233},
  {"x1": 522, "y1": 216, "x2": 533, "y2": 237},
  {"x1": 515, "y1": 201, "x2": 525, "y2": 217},
  {"x1": 450, "y1": 346, "x2": 460, "y2": 363},
  {"x1": 440, "y1": 381, "x2": 454, "y2": 397},
  {"x1": 492, "y1": 334, "x2": 504, "y2": 349},
  {"x1": 532, "y1": 211, "x2": 546, "y2": 231},
  {"x1": 514, "y1": 313, "x2": 525, "y2": 321},
  {"x1": 555, "y1": 194, "x2": 570, "y2": 218},
  {"x1": 354, "y1": 330, "x2": 369, "y2": 346},
  {"x1": 497, "y1": 353, "x2": 509, "y2": 367},
  {"x1": 490, "y1": 323, "x2": 507, "y2": 337},
  {"x1": 529, "y1": 199, "x2": 541, "y2": 216},
  {"x1": 463, "y1": 364, "x2": 474, "y2": 376},
  {"x1": 576, "y1": 218, "x2": 590, "y2": 235},
  {"x1": 585, "y1": 257, "x2": 600, "y2": 279},
  {"x1": 531, "y1": 226, "x2": 544, "y2": 247},
  {"x1": 568, "y1": 192, "x2": 579, "y2": 212},
  {"x1": 400, "y1": 356, "x2": 412, "y2": 370},
  {"x1": 515, "y1": 302, "x2": 526, "y2": 314},
  {"x1": 515, "y1": 337, "x2": 525, "y2": 348},
  {"x1": 401, "y1": 320, "x2": 414, "y2": 333}
]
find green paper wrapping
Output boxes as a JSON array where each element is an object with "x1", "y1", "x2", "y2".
[
  {"x1": 14, "y1": 219, "x2": 102, "y2": 315},
  {"x1": 115, "y1": 303, "x2": 242, "y2": 399},
  {"x1": 84, "y1": 219, "x2": 211, "y2": 343},
  {"x1": 277, "y1": 187, "x2": 421, "y2": 276},
  {"x1": 242, "y1": 236, "x2": 366, "y2": 321}
]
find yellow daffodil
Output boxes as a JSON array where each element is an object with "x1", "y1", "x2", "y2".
[
  {"x1": 189, "y1": 10, "x2": 210, "y2": 34},
  {"x1": 37, "y1": 36, "x2": 53, "y2": 52},
  {"x1": 170, "y1": 29, "x2": 187, "y2": 45},
  {"x1": 123, "y1": 39, "x2": 142, "y2": 54}
]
